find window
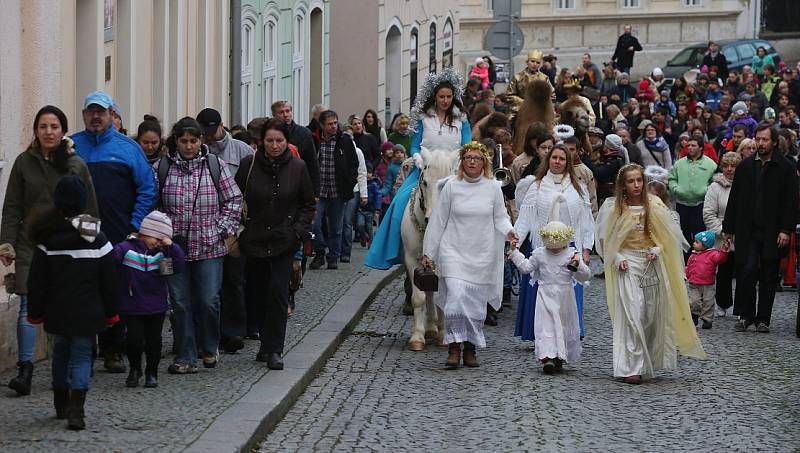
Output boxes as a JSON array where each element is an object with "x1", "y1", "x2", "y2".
[
  {"x1": 262, "y1": 16, "x2": 278, "y2": 115},
  {"x1": 241, "y1": 17, "x2": 255, "y2": 123},
  {"x1": 623, "y1": 0, "x2": 640, "y2": 7},
  {"x1": 722, "y1": 46, "x2": 739, "y2": 65},
  {"x1": 683, "y1": 0, "x2": 702, "y2": 6},
  {"x1": 292, "y1": 13, "x2": 306, "y2": 124},
  {"x1": 556, "y1": 0, "x2": 575, "y2": 9},
  {"x1": 485, "y1": 0, "x2": 494, "y2": 11},
  {"x1": 736, "y1": 44, "x2": 755, "y2": 61},
  {"x1": 428, "y1": 22, "x2": 437, "y2": 74}
]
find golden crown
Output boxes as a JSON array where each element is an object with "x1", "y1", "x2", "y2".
[
  {"x1": 563, "y1": 79, "x2": 582, "y2": 91},
  {"x1": 460, "y1": 141, "x2": 491, "y2": 161},
  {"x1": 528, "y1": 50, "x2": 544, "y2": 62}
]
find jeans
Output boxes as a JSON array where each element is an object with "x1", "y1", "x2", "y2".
[
  {"x1": 17, "y1": 295, "x2": 36, "y2": 363},
  {"x1": 246, "y1": 254, "x2": 293, "y2": 354},
  {"x1": 52, "y1": 335, "x2": 94, "y2": 390},
  {"x1": 356, "y1": 209, "x2": 376, "y2": 243},
  {"x1": 167, "y1": 257, "x2": 224, "y2": 364},
  {"x1": 313, "y1": 197, "x2": 346, "y2": 260},
  {"x1": 340, "y1": 193, "x2": 360, "y2": 257},
  {"x1": 220, "y1": 254, "x2": 247, "y2": 341},
  {"x1": 123, "y1": 313, "x2": 165, "y2": 376}
]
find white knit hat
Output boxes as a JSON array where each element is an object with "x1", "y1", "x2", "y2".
[{"x1": 139, "y1": 210, "x2": 173, "y2": 241}]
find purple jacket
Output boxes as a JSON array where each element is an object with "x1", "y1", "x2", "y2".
[
  {"x1": 724, "y1": 115, "x2": 758, "y2": 139},
  {"x1": 113, "y1": 238, "x2": 186, "y2": 315}
]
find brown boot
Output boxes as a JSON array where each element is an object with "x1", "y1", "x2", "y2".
[
  {"x1": 445, "y1": 343, "x2": 461, "y2": 369},
  {"x1": 462, "y1": 342, "x2": 480, "y2": 368}
]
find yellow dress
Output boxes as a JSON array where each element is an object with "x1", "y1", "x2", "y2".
[{"x1": 596, "y1": 196, "x2": 706, "y2": 378}]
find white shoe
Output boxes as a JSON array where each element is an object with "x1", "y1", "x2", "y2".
[{"x1": 715, "y1": 306, "x2": 726, "y2": 318}]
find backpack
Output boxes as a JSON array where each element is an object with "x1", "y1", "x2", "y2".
[{"x1": 157, "y1": 154, "x2": 223, "y2": 204}]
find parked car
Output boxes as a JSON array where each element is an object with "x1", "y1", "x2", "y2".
[{"x1": 662, "y1": 39, "x2": 783, "y2": 79}]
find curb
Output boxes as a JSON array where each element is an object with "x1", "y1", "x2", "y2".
[{"x1": 185, "y1": 266, "x2": 404, "y2": 453}]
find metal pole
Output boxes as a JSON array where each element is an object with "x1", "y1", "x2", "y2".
[{"x1": 230, "y1": 0, "x2": 242, "y2": 125}]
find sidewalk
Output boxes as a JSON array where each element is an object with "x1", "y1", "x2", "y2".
[{"x1": 0, "y1": 247, "x2": 399, "y2": 452}]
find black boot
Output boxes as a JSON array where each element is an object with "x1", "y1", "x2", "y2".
[
  {"x1": 67, "y1": 389, "x2": 87, "y2": 430},
  {"x1": 484, "y1": 305, "x2": 498, "y2": 326},
  {"x1": 502, "y1": 288, "x2": 512, "y2": 308},
  {"x1": 53, "y1": 388, "x2": 69, "y2": 419},
  {"x1": 309, "y1": 252, "x2": 325, "y2": 270},
  {"x1": 8, "y1": 361, "x2": 33, "y2": 396},
  {"x1": 125, "y1": 368, "x2": 142, "y2": 388}
]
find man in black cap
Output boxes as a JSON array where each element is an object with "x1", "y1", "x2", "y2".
[{"x1": 195, "y1": 108, "x2": 252, "y2": 354}]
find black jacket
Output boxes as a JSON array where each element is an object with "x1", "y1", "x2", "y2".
[
  {"x1": 287, "y1": 121, "x2": 320, "y2": 197},
  {"x1": 27, "y1": 219, "x2": 118, "y2": 336},
  {"x1": 722, "y1": 153, "x2": 799, "y2": 263},
  {"x1": 701, "y1": 52, "x2": 729, "y2": 81},
  {"x1": 353, "y1": 132, "x2": 381, "y2": 167},
  {"x1": 624, "y1": 142, "x2": 643, "y2": 166},
  {"x1": 317, "y1": 132, "x2": 359, "y2": 201},
  {"x1": 611, "y1": 33, "x2": 642, "y2": 70},
  {"x1": 582, "y1": 152, "x2": 624, "y2": 200},
  {"x1": 235, "y1": 149, "x2": 315, "y2": 258}
]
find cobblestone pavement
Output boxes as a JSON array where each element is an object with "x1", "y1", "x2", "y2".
[
  {"x1": 260, "y1": 263, "x2": 800, "y2": 452},
  {"x1": 0, "y1": 248, "x2": 373, "y2": 452}
]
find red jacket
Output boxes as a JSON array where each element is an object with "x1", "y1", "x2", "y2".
[
  {"x1": 686, "y1": 248, "x2": 728, "y2": 285},
  {"x1": 680, "y1": 143, "x2": 719, "y2": 164}
]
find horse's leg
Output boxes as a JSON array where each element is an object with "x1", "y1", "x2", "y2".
[{"x1": 407, "y1": 276, "x2": 427, "y2": 351}]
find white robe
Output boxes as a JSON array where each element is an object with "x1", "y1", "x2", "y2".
[
  {"x1": 514, "y1": 172, "x2": 595, "y2": 254},
  {"x1": 510, "y1": 247, "x2": 591, "y2": 363},
  {"x1": 423, "y1": 176, "x2": 513, "y2": 347}
]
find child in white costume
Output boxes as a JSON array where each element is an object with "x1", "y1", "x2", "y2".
[{"x1": 509, "y1": 196, "x2": 591, "y2": 374}]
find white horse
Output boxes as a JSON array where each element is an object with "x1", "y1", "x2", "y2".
[{"x1": 400, "y1": 149, "x2": 459, "y2": 351}]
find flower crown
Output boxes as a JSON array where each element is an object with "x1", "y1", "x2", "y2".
[
  {"x1": 460, "y1": 141, "x2": 491, "y2": 161},
  {"x1": 539, "y1": 222, "x2": 575, "y2": 249}
]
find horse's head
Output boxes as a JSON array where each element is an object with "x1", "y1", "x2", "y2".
[{"x1": 418, "y1": 148, "x2": 459, "y2": 222}]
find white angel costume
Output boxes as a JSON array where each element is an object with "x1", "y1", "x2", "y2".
[
  {"x1": 595, "y1": 195, "x2": 707, "y2": 379},
  {"x1": 422, "y1": 176, "x2": 513, "y2": 347}
]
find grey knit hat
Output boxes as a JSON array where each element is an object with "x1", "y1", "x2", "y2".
[
  {"x1": 604, "y1": 134, "x2": 624, "y2": 151},
  {"x1": 139, "y1": 211, "x2": 173, "y2": 241}
]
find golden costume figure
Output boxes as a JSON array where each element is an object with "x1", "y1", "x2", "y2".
[
  {"x1": 596, "y1": 192, "x2": 707, "y2": 381},
  {"x1": 505, "y1": 50, "x2": 554, "y2": 113}
]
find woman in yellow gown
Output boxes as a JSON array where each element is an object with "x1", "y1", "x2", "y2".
[{"x1": 596, "y1": 164, "x2": 706, "y2": 384}]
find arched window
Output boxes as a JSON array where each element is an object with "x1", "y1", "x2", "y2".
[
  {"x1": 410, "y1": 27, "x2": 419, "y2": 108},
  {"x1": 442, "y1": 18, "x2": 454, "y2": 68},
  {"x1": 429, "y1": 22, "x2": 437, "y2": 74},
  {"x1": 292, "y1": 12, "x2": 306, "y2": 124},
  {"x1": 241, "y1": 15, "x2": 256, "y2": 123},
  {"x1": 262, "y1": 15, "x2": 278, "y2": 115}
]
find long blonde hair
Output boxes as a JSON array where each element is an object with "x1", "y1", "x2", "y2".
[
  {"x1": 614, "y1": 163, "x2": 651, "y2": 235},
  {"x1": 534, "y1": 143, "x2": 585, "y2": 198}
]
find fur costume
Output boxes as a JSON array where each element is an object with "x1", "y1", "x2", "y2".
[{"x1": 514, "y1": 80, "x2": 555, "y2": 155}]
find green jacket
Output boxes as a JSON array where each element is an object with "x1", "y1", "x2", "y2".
[
  {"x1": 668, "y1": 155, "x2": 716, "y2": 207},
  {"x1": 0, "y1": 141, "x2": 98, "y2": 294}
]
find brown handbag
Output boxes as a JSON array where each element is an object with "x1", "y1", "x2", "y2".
[{"x1": 413, "y1": 265, "x2": 439, "y2": 292}]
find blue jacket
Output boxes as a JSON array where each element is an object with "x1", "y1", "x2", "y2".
[
  {"x1": 364, "y1": 177, "x2": 382, "y2": 211},
  {"x1": 113, "y1": 238, "x2": 186, "y2": 315},
  {"x1": 382, "y1": 161, "x2": 402, "y2": 197},
  {"x1": 72, "y1": 127, "x2": 156, "y2": 244}
]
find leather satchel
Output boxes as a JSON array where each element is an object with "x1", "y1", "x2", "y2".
[{"x1": 413, "y1": 266, "x2": 439, "y2": 292}]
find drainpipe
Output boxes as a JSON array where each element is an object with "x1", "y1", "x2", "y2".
[{"x1": 230, "y1": 0, "x2": 242, "y2": 124}]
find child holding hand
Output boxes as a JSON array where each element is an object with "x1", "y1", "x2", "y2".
[{"x1": 508, "y1": 219, "x2": 591, "y2": 374}]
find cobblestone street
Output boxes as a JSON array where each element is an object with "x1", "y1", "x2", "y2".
[
  {"x1": 260, "y1": 264, "x2": 800, "y2": 452},
  {"x1": 0, "y1": 249, "x2": 373, "y2": 452}
]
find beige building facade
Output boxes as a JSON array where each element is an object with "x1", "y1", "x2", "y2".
[
  {"x1": 330, "y1": 0, "x2": 460, "y2": 126},
  {"x1": 0, "y1": 0, "x2": 233, "y2": 372},
  {"x1": 459, "y1": 0, "x2": 758, "y2": 77}
]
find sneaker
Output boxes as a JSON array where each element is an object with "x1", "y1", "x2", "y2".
[
  {"x1": 715, "y1": 306, "x2": 727, "y2": 318},
  {"x1": 104, "y1": 353, "x2": 127, "y2": 373},
  {"x1": 734, "y1": 319, "x2": 751, "y2": 332},
  {"x1": 309, "y1": 254, "x2": 325, "y2": 270},
  {"x1": 701, "y1": 319, "x2": 712, "y2": 330},
  {"x1": 756, "y1": 323, "x2": 770, "y2": 333},
  {"x1": 167, "y1": 362, "x2": 198, "y2": 374}
]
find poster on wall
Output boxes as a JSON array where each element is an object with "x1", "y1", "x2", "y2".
[{"x1": 104, "y1": 0, "x2": 114, "y2": 42}]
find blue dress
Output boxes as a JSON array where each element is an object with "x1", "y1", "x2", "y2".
[{"x1": 365, "y1": 118, "x2": 471, "y2": 270}]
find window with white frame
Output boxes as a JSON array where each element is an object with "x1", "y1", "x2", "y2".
[
  {"x1": 241, "y1": 17, "x2": 255, "y2": 123},
  {"x1": 484, "y1": 0, "x2": 494, "y2": 11},
  {"x1": 262, "y1": 16, "x2": 278, "y2": 115},
  {"x1": 292, "y1": 13, "x2": 306, "y2": 124},
  {"x1": 555, "y1": 0, "x2": 575, "y2": 9},
  {"x1": 684, "y1": 0, "x2": 702, "y2": 5},
  {"x1": 623, "y1": 0, "x2": 640, "y2": 7}
]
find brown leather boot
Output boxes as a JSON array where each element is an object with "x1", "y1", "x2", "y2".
[
  {"x1": 445, "y1": 343, "x2": 461, "y2": 369},
  {"x1": 462, "y1": 342, "x2": 479, "y2": 368}
]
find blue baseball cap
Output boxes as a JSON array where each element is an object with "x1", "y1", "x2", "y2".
[
  {"x1": 83, "y1": 91, "x2": 113, "y2": 110},
  {"x1": 694, "y1": 230, "x2": 715, "y2": 249}
]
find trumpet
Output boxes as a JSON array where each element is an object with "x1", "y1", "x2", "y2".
[{"x1": 494, "y1": 167, "x2": 512, "y2": 187}]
